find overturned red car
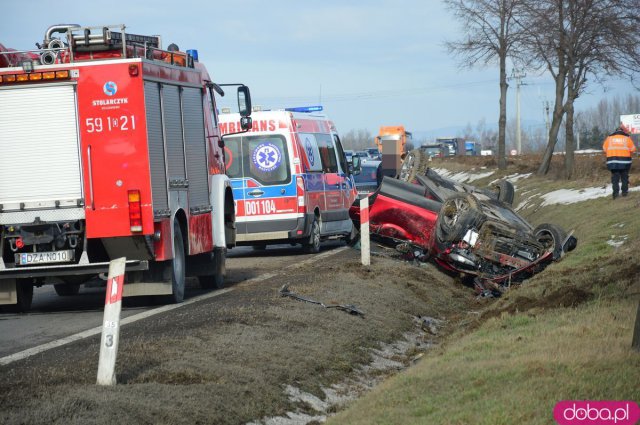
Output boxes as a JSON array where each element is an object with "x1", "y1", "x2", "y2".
[{"x1": 350, "y1": 161, "x2": 577, "y2": 296}]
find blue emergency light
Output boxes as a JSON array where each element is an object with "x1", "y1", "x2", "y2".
[
  {"x1": 186, "y1": 49, "x2": 198, "y2": 62},
  {"x1": 285, "y1": 105, "x2": 323, "y2": 113}
]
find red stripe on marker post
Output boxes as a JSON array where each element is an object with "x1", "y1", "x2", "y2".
[{"x1": 106, "y1": 274, "x2": 124, "y2": 305}]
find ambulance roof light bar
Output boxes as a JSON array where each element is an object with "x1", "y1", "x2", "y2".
[{"x1": 285, "y1": 105, "x2": 323, "y2": 113}]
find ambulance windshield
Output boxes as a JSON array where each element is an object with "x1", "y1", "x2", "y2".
[{"x1": 225, "y1": 135, "x2": 291, "y2": 185}]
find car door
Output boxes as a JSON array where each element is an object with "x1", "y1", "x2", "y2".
[
  {"x1": 333, "y1": 134, "x2": 356, "y2": 210},
  {"x1": 316, "y1": 133, "x2": 350, "y2": 227}
]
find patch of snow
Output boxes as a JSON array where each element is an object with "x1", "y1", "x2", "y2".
[
  {"x1": 432, "y1": 168, "x2": 494, "y2": 183},
  {"x1": 607, "y1": 235, "x2": 628, "y2": 248},
  {"x1": 540, "y1": 186, "x2": 640, "y2": 206}
]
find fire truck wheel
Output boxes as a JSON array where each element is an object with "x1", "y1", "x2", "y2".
[
  {"x1": 198, "y1": 247, "x2": 226, "y2": 290},
  {"x1": 303, "y1": 217, "x2": 321, "y2": 254},
  {"x1": 3, "y1": 279, "x2": 33, "y2": 313},
  {"x1": 53, "y1": 283, "x2": 81, "y2": 296},
  {"x1": 169, "y1": 223, "x2": 186, "y2": 303}
]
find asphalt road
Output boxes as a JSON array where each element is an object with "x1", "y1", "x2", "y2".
[{"x1": 0, "y1": 242, "x2": 345, "y2": 360}]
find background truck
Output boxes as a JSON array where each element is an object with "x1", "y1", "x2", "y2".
[
  {"x1": 435, "y1": 137, "x2": 461, "y2": 156},
  {"x1": 375, "y1": 125, "x2": 412, "y2": 177},
  {"x1": 0, "y1": 24, "x2": 252, "y2": 311}
]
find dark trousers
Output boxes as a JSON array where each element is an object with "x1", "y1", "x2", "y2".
[{"x1": 611, "y1": 168, "x2": 630, "y2": 196}]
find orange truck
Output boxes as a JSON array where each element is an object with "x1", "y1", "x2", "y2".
[{"x1": 374, "y1": 125, "x2": 412, "y2": 177}]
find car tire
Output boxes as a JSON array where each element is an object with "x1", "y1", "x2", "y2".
[
  {"x1": 252, "y1": 244, "x2": 267, "y2": 251},
  {"x1": 303, "y1": 217, "x2": 321, "y2": 254},
  {"x1": 534, "y1": 223, "x2": 568, "y2": 260},
  {"x1": 436, "y1": 194, "x2": 484, "y2": 244},
  {"x1": 399, "y1": 149, "x2": 429, "y2": 183},
  {"x1": 493, "y1": 180, "x2": 515, "y2": 205}
]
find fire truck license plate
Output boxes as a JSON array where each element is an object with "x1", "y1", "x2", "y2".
[{"x1": 15, "y1": 250, "x2": 75, "y2": 266}]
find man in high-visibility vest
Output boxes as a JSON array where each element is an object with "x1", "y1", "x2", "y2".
[{"x1": 603, "y1": 125, "x2": 637, "y2": 199}]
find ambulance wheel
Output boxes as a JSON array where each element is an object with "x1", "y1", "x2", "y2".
[
  {"x1": 4, "y1": 279, "x2": 33, "y2": 313},
  {"x1": 198, "y1": 247, "x2": 226, "y2": 290},
  {"x1": 54, "y1": 283, "x2": 80, "y2": 296},
  {"x1": 168, "y1": 223, "x2": 186, "y2": 303},
  {"x1": 303, "y1": 217, "x2": 321, "y2": 254}
]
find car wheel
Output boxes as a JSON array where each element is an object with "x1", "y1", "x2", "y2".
[
  {"x1": 303, "y1": 217, "x2": 321, "y2": 254},
  {"x1": 168, "y1": 222, "x2": 186, "y2": 303},
  {"x1": 436, "y1": 194, "x2": 484, "y2": 243},
  {"x1": 534, "y1": 223, "x2": 568, "y2": 260},
  {"x1": 493, "y1": 180, "x2": 515, "y2": 205},
  {"x1": 399, "y1": 149, "x2": 429, "y2": 183}
]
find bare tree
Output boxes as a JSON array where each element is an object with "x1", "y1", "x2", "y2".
[
  {"x1": 342, "y1": 128, "x2": 374, "y2": 151},
  {"x1": 444, "y1": 0, "x2": 527, "y2": 169},
  {"x1": 522, "y1": 0, "x2": 640, "y2": 177}
]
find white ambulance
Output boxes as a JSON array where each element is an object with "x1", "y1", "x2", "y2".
[{"x1": 219, "y1": 106, "x2": 359, "y2": 252}]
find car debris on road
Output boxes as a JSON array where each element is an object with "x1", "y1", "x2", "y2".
[{"x1": 279, "y1": 284, "x2": 365, "y2": 317}]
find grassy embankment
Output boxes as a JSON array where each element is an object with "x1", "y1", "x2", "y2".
[{"x1": 328, "y1": 154, "x2": 640, "y2": 425}]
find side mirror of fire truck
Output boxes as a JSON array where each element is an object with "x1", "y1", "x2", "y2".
[
  {"x1": 237, "y1": 85, "x2": 252, "y2": 118},
  {"x1": 237, "y1": 85, "x2": 252, "y2": 131}
]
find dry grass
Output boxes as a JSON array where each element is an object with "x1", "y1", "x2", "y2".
[{"x1": 328, "y1": 298, "x2": 640, "y2": 425}]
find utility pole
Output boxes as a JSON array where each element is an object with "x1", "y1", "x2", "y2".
[
  {"x1": 544, "y1": 100, "x2": 550, "y2": 145},
  {"x1": 511, "y1": 68, "x2": 526, "y2": 154}
]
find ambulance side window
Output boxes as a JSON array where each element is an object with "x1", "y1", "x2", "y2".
[
  {"x1": 316, "y1": 134, "x2": 338, "y2": 173},
  {"x1": 333, "y1": 135, "x2": 348, "y2": 174}
]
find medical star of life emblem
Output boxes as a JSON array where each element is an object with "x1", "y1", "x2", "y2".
[{"x1": 252, "y1": 143, "x2": 282, "y2": 172}]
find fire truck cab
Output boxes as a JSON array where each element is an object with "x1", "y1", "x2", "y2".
[
  {"x1": 219, "y1": 107, "x2": 358, "y2": 252},
  {"x1": 0, "y1": 24, "x2": 252, "y2": 311}
]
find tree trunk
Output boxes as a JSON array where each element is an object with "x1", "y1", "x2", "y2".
[
  {"x1": 498, "y1": 53, "x2": 508, "y2": 170},
  {"x1": 537, "y1": 100, "x2": 565, "y2": 175},
  {"x1": 537, "y1": 58, "x2": 568, "y2": 175},
  {"x1": 564, "y1": 94, "x2": 576, "y2": 179}
]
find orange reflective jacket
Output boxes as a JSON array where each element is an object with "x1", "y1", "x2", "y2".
[{"x1": 603, "y1": 134, "x2": 636, "y2": 158}]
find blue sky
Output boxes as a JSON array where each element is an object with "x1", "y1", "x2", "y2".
[{"x1": 4, "y1": 0, "x2": 636, "y2": 139}]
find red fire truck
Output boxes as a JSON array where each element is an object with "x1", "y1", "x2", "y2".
[{"x1": 0, "y1": 24, "x2": 252, "y2": 312}]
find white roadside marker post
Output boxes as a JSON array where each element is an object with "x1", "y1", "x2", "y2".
[
  {"x1": 360, "y1": 197, "x2": 370, "y2": 266},
  {"x1": 97, "y1": 257, "x2": 126, "y2": 386}
]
